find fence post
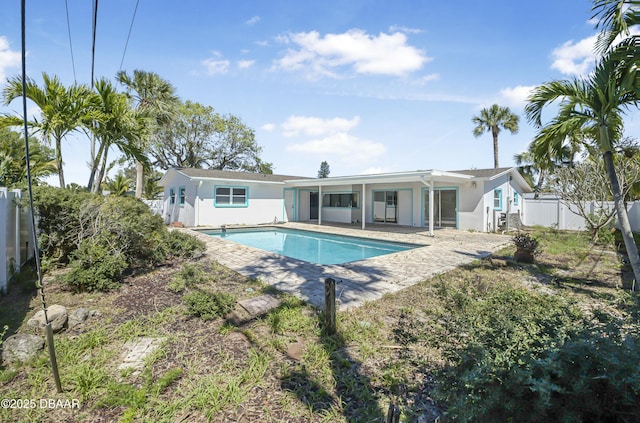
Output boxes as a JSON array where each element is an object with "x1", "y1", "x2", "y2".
[
  {"x1": 0, "y1": 188, "x2": 8, "y2": 293},
  {"x1": 324, "y1": 277, "x2": 336, "y2": 335}
]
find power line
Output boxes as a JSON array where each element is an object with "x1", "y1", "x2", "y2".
[
  {"x1": 91, "y1": 0, "x2": 98, "y2": 87},
  {"x1": 64, "y1": 0, "x2": 76, "y2": 82},
  {"x1": 119, "y1": 0, "x2": 140, "y2": 71}
]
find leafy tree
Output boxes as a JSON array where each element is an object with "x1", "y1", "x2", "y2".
[
  {"x1": 150, "y1": 101, "x2": 272, "y2": 173},
  {"x1": 472, "y1": 104, "x2": 520, "y2": 168},
  {"x1": 549, "y1": 156, "x2": 640, "y2": 241},
  {"x1": 85, "y1": 79, "x2": 148, "y2": 193},
  {"x1": 1, "y1": 73, "x2": 92, "y2": 188},
  {"x1": 150, "y1": 101, "x2": 215, "y2": 169},
  {"x1": 0, "y1": 127, "x2": 56, "y2": 188},
  {"x1": 116, "y1": 70, "x2": 179, "y2": 198},
  {"x1": 318, "y1": 161, "x2": 330, "y2": 178},
  {"x1": 525, "y1": 49, "x2": 640, "y2": 286}
]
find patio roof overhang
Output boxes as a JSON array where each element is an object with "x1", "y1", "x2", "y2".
[{"x1": 283, "y1": 169, "x2": 474, "y2": 187}]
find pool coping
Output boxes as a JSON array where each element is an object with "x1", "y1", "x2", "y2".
[
  {"x1": 184, "y1": 222, "x2": 511, "y2": 310},
  {"x1": 195, "y1": 225, "x2": 427, "y2": 265}
]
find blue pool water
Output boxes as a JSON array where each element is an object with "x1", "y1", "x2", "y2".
[{"x1": 200, "y1": 227, "x2": 419, "y2": 265}]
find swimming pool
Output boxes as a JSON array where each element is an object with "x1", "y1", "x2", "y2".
[{"x1": 200, "y1": 227, "x2": 420, "y2": 265}]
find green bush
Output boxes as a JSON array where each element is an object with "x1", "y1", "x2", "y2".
[
  {"x1": 29, "y1": 186, "x2": 95, "y2": 264},
  {"x1": 162, "y1": 230, "x2": 206, "y2": 259},
  {"x1": 62, "y1": 240, "x2": 127, "y2": 292},
  {"x1": 434, "y1": 284, "x2": 640, "y2": 422},
  {"x1": 183, "y1": 290, "x2": 236, "y2": 320},
  {"x1": 29, "y1": 187, "x2": 207, "y2": 291}
]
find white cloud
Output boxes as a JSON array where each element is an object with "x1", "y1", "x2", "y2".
[
  {"x1": 499, "y1": 85, "x2": 536, "y2": 109},
  {"x1": 281, "y1": 115, "x2": 360, "y2": 137},
  {"x1": 550, "y1": 34, "x2": 597, "y2": 76},
  {"x1": 273, "y1": 29, "x2": 430, "y2": 78},
  {"x1": 412, "y1": 73, "x2": 440, "y2": 86},
  {"x1": 388, "y1": 25, "x2": 422, "y2": 34},
  {"x1": 245, "y1": 16, "x2": 261, "y2": 26},
  {"x1": 0, "y1": 36, "x2": 21, "y2": 82},
  {"x1": 261, "y1": 123, "x2": 276, "y2": 132},
  {"x1": 237, "y1": 59, "x2": 255, "y2": 69},
  {"x1": 202, "y1": 52, "x2": 230, "y2": 75},
  {"x1": 286, "y1": 132, "x2": 386, "y2": 162}
]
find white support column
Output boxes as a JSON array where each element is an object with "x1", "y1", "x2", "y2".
[
  {"x1": 361, "y1": 183, "x2": 366, "y2": 230},
  {"x1": 429, "y1": 180, "x2": 434, "y2": 236},
  {"x1": 318, "y1": 185, "x2": 322, "y2": 225}
]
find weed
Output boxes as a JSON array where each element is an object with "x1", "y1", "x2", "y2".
[
  {"x1": 183, "y1": 290, "x2": 236, "y2": 320},
  {"x1": 168, "y1": 263, "x2": 209, "y2": 293}
]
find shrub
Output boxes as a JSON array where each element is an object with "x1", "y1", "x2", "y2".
[
  {"x1": 28, "y1": 186, "x2": 95, "y2": 264},
  {"x1": 62, "y1": 240, "x2": 127, "y2": 292},
  {"x1": 434, "y1": 284, "x2": 640, "y2": 422},
  {"x1": 29, "y1": 187, "x2": 206, "y2": 291},
  {"x1": 183, "y1": 290, "x2": 236, "y2": 320},
  {"x1": 162, "y1": 230, "x2": 206, "y2": 259}
]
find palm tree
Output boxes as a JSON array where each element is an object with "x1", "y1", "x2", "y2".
[
  {"x1": 0, "y1": 127, "x2": 57, "y2": 188},
  {"x1": 103, "y1": 174, "x2": 133, "y2": 196},
  {"x1": 525, "y1": 49, "x2": 640, "y2": 286},
  {"x1": 85, "y1": 79, "x2": 148, "y2": 193},
  {"x1": 1, "y1": 73, "x2": 91, "y2": 188},
  {"x1": 592, "y1": 0, "x2": 639, "y2": 54},
  {"x1": 472, "y1": 104, "x2": 520, "y2": 168},
  {"x1": 116, "y1": 70, "x2": 178, "y2": 198}
]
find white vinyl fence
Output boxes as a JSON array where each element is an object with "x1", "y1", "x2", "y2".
[
  {"x1": 0, "y1": 188, "x2": 33, "y2": 293},
  {"x1": 523, "y1": 197, "x2": 640, "y2": 232}
]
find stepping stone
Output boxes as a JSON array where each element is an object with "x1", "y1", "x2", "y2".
[
  {"x1": 118, "y1": 337, "x2": 165, "y2": 371},
  {"x1": 238, "y1": 294, "x2": 281, "y2": 316}
]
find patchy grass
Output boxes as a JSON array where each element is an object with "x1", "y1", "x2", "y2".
[{"x1": 0, "y1": 228, "x2": 637, "y2": 422}]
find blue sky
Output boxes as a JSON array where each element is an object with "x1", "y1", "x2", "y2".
[{"x1": 1, "y1": 0, "x2": 637, "y2": 185}]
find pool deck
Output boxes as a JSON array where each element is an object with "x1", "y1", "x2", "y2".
[{"x1": 187, "y1": 222, "x2": 511, "y2": 310}]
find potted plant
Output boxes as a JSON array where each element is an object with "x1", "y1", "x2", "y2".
[{"x1": 512, "y1": 232, "x2": 540, "y2": 263}]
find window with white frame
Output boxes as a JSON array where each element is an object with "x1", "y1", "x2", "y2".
[
  {"x1": 169, "y1": 188, "x2": 175, "y2": 205},
  {"x1": 215, "y1": 186, "x2": 248, "y2": 207},
  {"x1": 178, "y1": 186, "x2": 186, "y2": 205},
  {"x1": 493, "y1": 188, "x2": 502, "y2": 210},
  {"x1": 513, "y1": 191, "x2": 519, "y2": 206}
]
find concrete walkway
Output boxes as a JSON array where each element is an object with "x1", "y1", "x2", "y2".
[{"x1": 187, "y1": 223, "x2": 511, "y2": 310}]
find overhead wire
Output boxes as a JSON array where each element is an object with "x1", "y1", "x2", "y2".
[
  {"x1": 64, "y1": 0, "x2": 76, "y2": 82},
  {"x1": 91, "y1": 0, "x2": 98, "y2": 87},
  {"x1": 119, "y1": 0, "x2": 140, "y2": 71}
]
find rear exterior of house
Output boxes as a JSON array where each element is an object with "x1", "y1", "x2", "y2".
[
  {"x1": 159, "y1": 168, "x2": 306, "y2": 227},
  {"x1": 159, "y1": 167, "x2": 531, "y2": 232}
]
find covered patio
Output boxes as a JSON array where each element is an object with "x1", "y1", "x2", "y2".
[{"x1": 283, "y1": 170, "x2": 476, "y2": 236}]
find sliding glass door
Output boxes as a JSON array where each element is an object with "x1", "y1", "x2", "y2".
[
  {"x1": 424, "y1": 189, "x2": 457, "y2": 228},
  {"x1": 373, "y1": 191, "x2": 398, "y2": 223}
]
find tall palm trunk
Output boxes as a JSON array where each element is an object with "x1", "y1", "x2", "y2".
[
  {"x1": 534, "y1": 168, "x2": 546, "y2": 199},
  {"x1": 602, "y1": 126, "x2": 640, "y2": 289},
  {"x1": 135, "y1": 160, "x2": 144, "y2": 198},
  {"x1": 54, "y1": 137, "x2": 65, "y2": 188},
  {"x1": 492, "y1": 126, "x2": 499, "y2": 168}
]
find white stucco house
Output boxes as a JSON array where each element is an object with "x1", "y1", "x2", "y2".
[{"x1": 159, "y1": 167, "x2": 532, "y2": 234}]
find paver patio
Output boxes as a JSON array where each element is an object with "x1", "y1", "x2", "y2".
[{"x1": 187, "y1": 222, "x2": 511, "y2": 310}]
